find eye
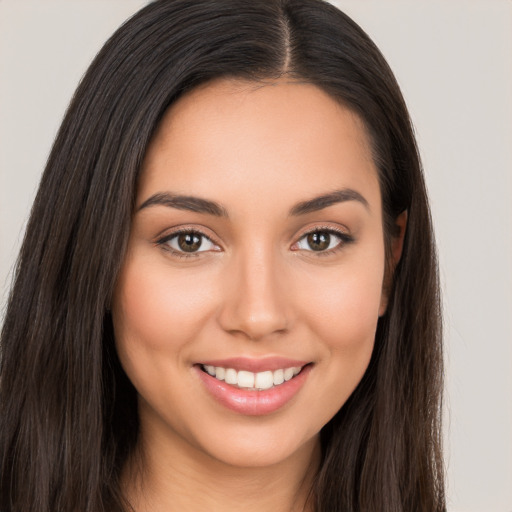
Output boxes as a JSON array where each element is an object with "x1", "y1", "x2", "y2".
[
  {"x1": 294, "y1": 229, "x2": 352, "y2": 253},
  {"x1": 157, "y1": 230, "x2": 220, "y2": 254}
]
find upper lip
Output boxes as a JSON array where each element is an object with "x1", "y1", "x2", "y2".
[{"x1": 197, "y1": 357, "x2": 311, "y2": 373}]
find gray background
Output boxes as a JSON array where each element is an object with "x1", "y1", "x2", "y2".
[{"x1": 1, "y1": 1, "x2": 511, "y2": 510}]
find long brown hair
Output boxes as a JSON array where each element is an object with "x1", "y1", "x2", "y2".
[{"x1": 0, "y1": 1, "x2": 444, "y2": 510}]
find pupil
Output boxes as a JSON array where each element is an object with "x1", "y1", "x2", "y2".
[
  {"x1": 307, "y1": 232, "x2": 330, "y2": 251},
  {"x1": 178, "y1": 233, "x2": 201, "y2": 252}
]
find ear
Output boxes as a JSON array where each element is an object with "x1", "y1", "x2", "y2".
[{"x1": 379, "y1": 210, "x2": 408, "y2": 316}]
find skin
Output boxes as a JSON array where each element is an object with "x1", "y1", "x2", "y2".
[{"x1": 112, "y1": 79, "x2": 404, "y2": 511}]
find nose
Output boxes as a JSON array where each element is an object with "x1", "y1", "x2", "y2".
[{"x1": 217, "y1": 245, "x2": 291, "y2": 341}]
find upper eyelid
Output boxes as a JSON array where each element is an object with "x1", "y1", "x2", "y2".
[
  {"x1": 302, "y1": 225, "x2": 345, "y2": 234},
  {"x1": 156, "y1": 226, "x2": 218, "y2": 243},
  {"x1": 156, "y1": 224, "x2": 348, "y2": 238},
  {"x1": 160, "y1": 231, "x2": 215, "y2": 244},
  {"x1": 155, "y1": 224, "x2": 352, "y2": 250},
  {"x1": 295, "y1": 227, "x2": 351, "y2": 244},
  {"x1": 296, "y1": 225, "x2": 350, "y2": 239}
]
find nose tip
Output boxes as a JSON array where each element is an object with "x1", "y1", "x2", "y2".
[
  {"x1": 217, "y1": 254, "x2": 290, "y2": 341},
  {"x1": 227, "y1": 307, "x2": 288, "y2": 341}
]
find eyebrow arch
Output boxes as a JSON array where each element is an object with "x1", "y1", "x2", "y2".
[
  {"x1": 137, "y1": 188, "x2": 369, "y2": 218},
  {"x1": 289, "y1": 188, "x2": 370, "y2": 216},
  {"x1": 137, "y1": 192, "x2": 228, "y2": 217}
]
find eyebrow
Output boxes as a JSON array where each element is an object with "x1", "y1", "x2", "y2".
[
  {"x1": 137, "y1": 188, "x2": 369, "y2": 217},
  {"x1": 289, "y1": 189, "x2": 369, "y2": 216},
  {"x1": 138, "y1": 192, "x2": 228, "y2": 217}
]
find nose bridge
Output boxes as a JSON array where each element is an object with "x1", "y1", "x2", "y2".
[{"x1": 218, "y1": 241, "x2": 290, "y2": 340}]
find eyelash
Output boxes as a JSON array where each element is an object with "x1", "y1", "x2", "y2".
[
  {"x1": 155, "y1": 228, "x2": 220, "y2": 259},
  {"x1": 294, "y1": 226, "x2": 354, "y2": 257},
  {"x1": 155, "y1": 226, "x2": 354, "y2": 259}
]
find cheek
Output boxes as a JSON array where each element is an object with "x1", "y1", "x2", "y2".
[
  {"x1": 294, "y1": 256, "x2": 384, "y2": 424},
  {"x1": 296, "y1": 256, "x2": 385, "y2": 351},
  {"x1": 295, "y1": 245, "x2": 384, "y2": 391},
  {"x1": 112, "y1": 252, "x2": 219, "y2": 359}
]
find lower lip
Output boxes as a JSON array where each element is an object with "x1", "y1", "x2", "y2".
[{"x1": 195, "y1": 364, "x2": 312, "y2": 416}]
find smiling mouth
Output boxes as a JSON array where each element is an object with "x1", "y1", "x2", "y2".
[{"x1": 200, "y1": 364, "x2": 306, "y2": 391}]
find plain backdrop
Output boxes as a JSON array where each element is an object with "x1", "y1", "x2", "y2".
[{"x1": 0, "y1": 1, "x2": 511, "y2": 511}]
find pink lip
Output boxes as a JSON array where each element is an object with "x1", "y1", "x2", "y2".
[
  {"x1": 198, "y1": 356, "x2": 309, "y2": 373},
  {"x1": 194, "y1": 362, "x2": 313, "y2": 416}
]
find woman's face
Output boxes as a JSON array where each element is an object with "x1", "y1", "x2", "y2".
[{"x1": 112, "y1": 79, "x2": 387, "y2": 468}]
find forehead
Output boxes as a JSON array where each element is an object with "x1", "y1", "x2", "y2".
[{"x1": 139, "y1": 78, "x2": 380, "y2": 212}]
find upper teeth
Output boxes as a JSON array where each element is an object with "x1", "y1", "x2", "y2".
[{"x1": 202, "y1": 365, "x2": 302, "y2": 390}]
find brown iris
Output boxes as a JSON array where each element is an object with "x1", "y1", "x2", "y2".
[
  {"x1": 177, "y1": 233, "x2": 202, "y2": 252},
  {"x1": 307, "y1": 231, "x2": 331, "y2": 251}
]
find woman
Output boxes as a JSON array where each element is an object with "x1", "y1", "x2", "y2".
[{"x1": 0, "y1": 0, "x2": 445, "y2": 510}]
